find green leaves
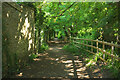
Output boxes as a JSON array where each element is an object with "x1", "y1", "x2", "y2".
[
  {"x1": 34, "y1": 2, "x2": 118, "y2": 44},
  {"x1": 57, "y1": 31, "x2": 61, "y2": 38}
]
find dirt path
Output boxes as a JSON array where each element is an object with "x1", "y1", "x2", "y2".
[{"x1": 13, "y1": 44, "x2": 112, "y2": 78}]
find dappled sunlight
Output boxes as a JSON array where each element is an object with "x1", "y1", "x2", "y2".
[
  {"x1": 13, "y1": 45, "x2": 105, "y2": 78},
  {"x1": 74, "y1": 60, "x2": 82, "y2": 63},
  {"x1": 37, "y1": 53, "x2": 48, "y2": 56},
  {"x1": 76, "y1": 67, "x2": 86, "y2": 72},
  {"x1": 17, "y1": 13, "x2": 34, "y2": 51},
  {"x1": 55, "y1": 58, "x2": 59, "y2": 61},
  {"x1": 16, "y1": 72, "x2": 23, "y2": 77},
  {"x1": 93, "y1": 68, "x2": 100, "y2": 74},
  {"x1": 64, "y1": 68, "x2": 74, "y2": 72},
  {"x1": 57, "y1": 47, "x2": 62, "y2": 50},
  {"x1": 45, "y1": 57, "x2": 56, "y2": 61},
  {"x1": 55, "y1": 42, "x2": 59, "y2": 43},
  {"x1": 58, "y1": 55, "x2": 104, "y2": 78},
  {"x1": 7, "y1": 13, "x2": 9, "y2": 17},
  {"x1": 49, "y1": 48, "x2": 54, "y2": 50},
  {"x1": 68, "y1": 73, "x2": 74, "y2": 76},
  {"x1": 59, "y1": 56, "x2": 66, "y2": 60},
  {"x1": 61, "y1": 60, "x2": 72, "y2": 64},
  {"x1": 3, "y1": 2, "x2": 37, "y2": 78},
  {"x1": 15, "y1": 10, "x2": 34, "y2": 52},
  {"x1": 10, "y1": 43, "x2": 105, "y2": 78},
  {"x1": 28, "y1": 39, "x2": 32, "y2": 51},
  {"x1": 33, "y1": 58, "x2": 41, "y2": 61},
  {"x1": 49, "y1": 47, "x2": 63, "y2": 51},
  {"x1": 86, "y1": 60, "x2": 97, "y2": 67},
  {"x1": 60, "y1": 58, "x2": 88, "y2": 78},
  {"x1": 49, "y1": 77, "x2": 63, "y2": 79},
  {"x1": 50, "y1": 41, "x2": 54, "y2": 43},
  {"x1": 20, "y1": 17, "x2": 30, "y2": 39},
  {"x1": 65, "y1": 64, "x2": 73, "y2": 68},
  {"x1": 3, "y1": 2, "x2": 119, "y2": 78},
  {"x1": 77, "y1": 74, "x2": 89, "y2": 78},
  {"x1": 40, "y1": 30, "x2": 44, "y2": 45},
  {"x1": 20, "y1": 17, "x2": 22, "y2": 22},
  {"x1": 20, "y1": 6, "x2": 23, "y2": 12}
]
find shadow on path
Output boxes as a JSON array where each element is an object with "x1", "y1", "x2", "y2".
[{"x1": 13, "y1": 43, "x2": 111, "y2": 78}]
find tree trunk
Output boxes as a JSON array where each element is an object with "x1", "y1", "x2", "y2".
[
  {"x1": 34, "y1": 30, "x2": 37, "y2": 54},
  {"x1": 117, "y1": 2, "x2": 120, "y2": 55},
  {"x1": 38, "y1": 28, "x2": 41, "y2": 53}
]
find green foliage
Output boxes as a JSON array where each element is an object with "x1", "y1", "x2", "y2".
[
  {"x1": 85, "y1": 52, "x2": 102, "y2": 67},
  {"x1": 63, "y1": 42, "x2": 79, "y2": 53},
  {"x1": 77, "y1": 27, "x2": 96, "y2": 40},
  {"x1": 40, "y1": 43, "x2": 49, "y2": 52},
  {"x1": 41, "y1": 2, "x2": 119, "y2": 43},
  {"x1": 9, "y1": 2, "x2": 119, "y2": 78},
  {"x1": 57, "y1": 31, "x2": 62, "y2": 39},
  {"x1": 101, "y1": 49, "x2": 120, "y2": 78},
  {"x1": 29, "y1": 53, "x2": 38, "y2": 62},
  {"x1": 16, "y1": 2, "x2": 35, "y2": 8},
  {"x1": 65, "y1": 40, "x2": 120, "y2": 78},
  {"x1": 103, "y1": 58, "x2": 120, "y2": 78}
]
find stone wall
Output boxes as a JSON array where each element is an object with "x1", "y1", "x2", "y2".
[{"x1": 2, "y1": 2, "x2": 35, "y2": 77}]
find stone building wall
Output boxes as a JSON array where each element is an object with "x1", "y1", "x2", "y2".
[{"x1": 2, "y1": 2, "x2": 35, "y2": 77}]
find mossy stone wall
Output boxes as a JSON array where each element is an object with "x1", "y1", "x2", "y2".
[{"x1": 2, "y1": 2, "x2": 35, "y2": 77}]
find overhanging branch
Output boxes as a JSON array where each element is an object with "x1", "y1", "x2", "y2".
[{"x1": 52, "y1": 2, "x2": 76, "y2": 18}]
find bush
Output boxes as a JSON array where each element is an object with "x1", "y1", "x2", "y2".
[
  {"x1": 40, "y1": 43, "x2": 49, "y2": 52},
  {"x1": 29, "y1": 53, "x2": 38, "y2": 62},
  {"x1": 63, "y1": 42, "x2": 79, "y2": 53}
]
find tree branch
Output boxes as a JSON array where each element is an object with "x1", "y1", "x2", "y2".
[{"x1": 52, "y1": 2, "x2": 76, "y2": 18}]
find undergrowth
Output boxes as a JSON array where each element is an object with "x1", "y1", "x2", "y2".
[
  {"x1": 40, "y1": 43, "x2": 49, "y2": 52},
  {"x1": 29, "y1": 53, "x2": 38, "y2": 62},
  {"x1": 29, "y1": 43, "x2": 49, "y2": 62},
  {"x1": 63, "y1": 42, "x2": 120, "y2": 78},
  {"x1": 63, "y1": 42, "x2": 79, "y2": 54}
]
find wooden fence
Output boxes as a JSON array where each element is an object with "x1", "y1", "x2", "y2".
[{"x1": 71, "y1": 37, "x2": 120, "y2": 62}]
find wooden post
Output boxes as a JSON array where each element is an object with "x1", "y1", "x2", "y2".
[
  {"x1": 86, "y1": 40, "x2": 88, "y2": 50},
  {"x1": 79, "y1": 39, "x2": 81, "y2": 48},
  {"x1": 72, "y1": 38, "x2": 74, "y2": 44},
  {"x1": 82, "y1": 40, "x2": 84, "y2": 48},
  {"x1": 91, "y1": 41, "x2": 93, "y2": 52},
  {"x1": 38, "y1": 28, "x2": 41, "y2": 53},
  {"x1": 96, "y1": 39, "x2": 99, "y2": 53},
  {"x1": 48, "y1": 30, "x2": 49, "y2": 41},
  {"x1": 111, "y1": 41, "x2": 114, "y2": 55},
  {"x1": 111, "y1": 41, "x2": 114, "y2": 61},
  {"x1": 103, "y1": 40, "x2": 105, "y2": 59},
  {"x1": 34, "y1": 30, "x2": 37, "y2": 54},
  {"x1": 84, "y1": 40, "x2": 86, "y2": 49}
]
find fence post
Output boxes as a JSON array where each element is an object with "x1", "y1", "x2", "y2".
[
  {"x1": 84, "y1": 40, "x2": 86, "y2": 49},
  {"x1": 96, "y1": 39, "x2": 99, "y2": 53},
  {"x1": 103, "y1": 40, "x2": 105, "y2": 59},
  {"x1": 111, "y1": 41, "x2": 114, "y2": 55},
  {"x1": 111, "y1": 41, "x2": 114, "y2": 62},
  {"x1": 83, "y1": 40, "x2": 85, "y2": 48},
  {"x1": 70, "y1": 37, "x2": 72, "y2": 43},
  {"x1": 86, "y1": 40, "x2": 88, "y2": 50},
  {"x1": 91, "y1": 41, "x2": 93, "y2": 52}
]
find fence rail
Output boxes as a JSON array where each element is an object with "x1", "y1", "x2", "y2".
[{"x1": 71, "y1": 37, "x2": 120, "y2": 61}]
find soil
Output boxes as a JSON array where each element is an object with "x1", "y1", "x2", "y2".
[{"x1": 12, "y1": 43, "x2": 113, "y2": 79}]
